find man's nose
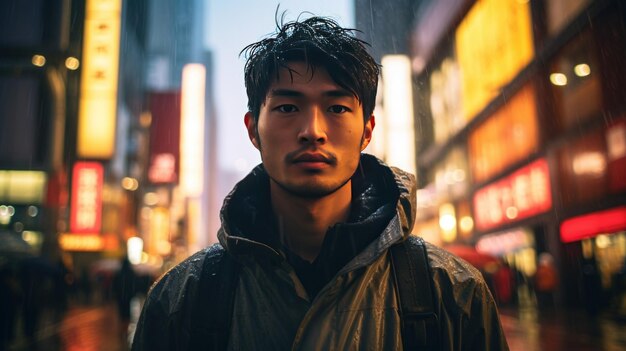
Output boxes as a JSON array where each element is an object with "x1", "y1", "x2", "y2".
[{"x1": 297, "y1": 107, "x2": 327, "y2": 144}]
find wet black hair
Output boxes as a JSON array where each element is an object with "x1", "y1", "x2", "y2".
[{"x1": 240, "y1": 14, "x2": 380, "y2": 122}]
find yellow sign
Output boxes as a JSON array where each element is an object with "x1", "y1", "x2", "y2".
[
  {"x1": 59, "y1": 233, "x2": 119, "y2": 252},
  {"x1": 469, "y1": 84, "x2": 539, "y2": 183},
  {"x1": 0, "y1": 171, "x2": 47, "y2": 204},
  {"x1": 455, "y1": 0, "x2": 534, "y2": 121},
  {"x1": 77, "y1": 0, "x2": 122, "y2": 159}
]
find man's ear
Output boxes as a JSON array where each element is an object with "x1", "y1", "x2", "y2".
[
  {"x1": 244, "y1": 112, "x2": 260, "y2": 150},
  {"x1": 360, "y1": 115, "x2": 375, "y2": 151}
]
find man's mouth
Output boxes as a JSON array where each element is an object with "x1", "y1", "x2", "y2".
[
  {"x1": 292, "y1": 153, "x2": 331, "y2": 163},
  {"x1": 287, "y1": 150, "x2": 337, "y2": 170}
]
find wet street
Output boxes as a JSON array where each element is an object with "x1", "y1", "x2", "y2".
[
  {"x1": 6, "y1": 300, "x2": 626, "y2": 350},
  {"x1": 6, "y1": 299, "x2": 138, "y2": 351},
  {"x1": 500, "y1": 306, "x2": 626, "y2": 351}
]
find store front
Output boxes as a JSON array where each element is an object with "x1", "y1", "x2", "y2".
[
  {"x1": 560, "y1": 207, "x2": 626, "y2": 313},
  {"x1": 476, "y1": 227, "x2": 538, "y2": 307}
]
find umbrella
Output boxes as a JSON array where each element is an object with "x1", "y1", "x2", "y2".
[{"x1": 444, "y1": 244, "x2": 499, "y2": 269}]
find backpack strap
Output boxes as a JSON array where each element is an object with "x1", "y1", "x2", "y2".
[
  {"x1": 390, "y1": 236, "x2": 440, "y2": 351},
  {"x1": 189, "y1": 245, "x2": 241, "y2": 350}
]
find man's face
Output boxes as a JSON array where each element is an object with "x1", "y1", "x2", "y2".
[{"x1": 245, "y1": 62, "x2": 374, "y2": 198}]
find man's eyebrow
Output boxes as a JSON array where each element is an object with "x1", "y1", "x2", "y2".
[
  {"x1": 268, "y1": 88, "x2": 355, "y2": 98},
  {"x1": 323, "y1": 89, "x2": 354, "y2": 98},
  {"x1": 268, "y1": 89, "x2": 303, "y2": 98}
]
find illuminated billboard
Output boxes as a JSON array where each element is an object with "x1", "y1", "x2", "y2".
[
  {"x1": 473, "y1": 158, "x2": 552, "y2": 231},
  {"x1": 77, "y1": 0, "x2": 122, "y2": 159},
  {"x1": 179, "y1": 64, "x2": 206, "y2": 197},
  {"x1": 455, "y1": 0, "x2": 534, "y2": 121},
  {"x1": 469, "y1": 84, "x2": 539, "y2": 183},
  {"x1": 70, "y1": 162, "x2": 104, "y2": 233}
]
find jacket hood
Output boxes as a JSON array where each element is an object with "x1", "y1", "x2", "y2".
[{"x1": 217, "y1": 154, "x2": 417, "y2": 261}]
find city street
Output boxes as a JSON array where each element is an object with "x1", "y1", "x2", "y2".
[
  {"x1": 500, "y1": 307, "x2": 626, "y2": 351},
  {"x1": 6, "y1": 300, "x2": 626, "y2": 351},
  {"x1": 7, "y1": 299, "x2": 136, "y2": 351}
]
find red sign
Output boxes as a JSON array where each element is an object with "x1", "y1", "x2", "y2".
[
  {"x1": 70, "y1": 162, "x2": 104, "y2": 233},
  {"x1": 560, "y1": 206, "x2": 626, "y2": 243},
  {"x1": 473, "y1": 158, "x2": 552, "y2": 231},
  {"x1": 148, "y1": 92, "x2": 181, "y2": 184}
]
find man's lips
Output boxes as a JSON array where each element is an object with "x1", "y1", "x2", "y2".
[
  {"x1": 292, "y1": 153, "x2": 331, "y2": 163},
  {"x1": 286, "y1": 150, "x2": 337, "y2": 171}
]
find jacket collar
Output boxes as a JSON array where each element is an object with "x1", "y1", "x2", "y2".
[{"x1": 217, "y1": 154, "x2": 417, "y2": 267}]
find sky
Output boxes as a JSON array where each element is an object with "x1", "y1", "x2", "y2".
[{"x1": 205, "y1": 0, "x2": 354, "y2": 178}]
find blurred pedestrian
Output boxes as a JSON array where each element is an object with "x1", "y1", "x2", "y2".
[
  {"x1": 494, "y1": 261, "x2": 515, "y2": 306},
  {"x1": 534, "y1": 252, "x2": 558, "y2": 310},
  {"x1": 20, "y1": 256, "x2": 54, "y2": 343},
  {"x1": 581, "y1": 255, "x2": 603, "y2": 315},
  {"x1": 52, "y1": 257, "x2": 71, "y2": 320},
  {"x1": 78, "y1": 268, "x2": 93, "y2": 304},
  {"x1": 113, "y1": 257, "x2": 138, "y2": 323}
]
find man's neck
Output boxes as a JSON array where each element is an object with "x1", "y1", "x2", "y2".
[{"x1": 270, "y1": 181, "x2": 352, "y2": 262}]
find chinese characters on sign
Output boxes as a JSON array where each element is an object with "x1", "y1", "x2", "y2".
[
  {"x1": 473, "y1": 158, "x2": 552, "y2": 231},
  {"x1": 70, "y1": 162, "x2": 104, "y2": 233},
  {"x1": 77, "y1": 0, "x2": 122, "y2": 159},
  {"x1": 149, "y1": 153, "x2": 177, "y2": 183}
]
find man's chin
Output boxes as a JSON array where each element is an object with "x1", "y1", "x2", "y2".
[{"x1": 271, "y1": 178, "x2": 349, "y2": 199}]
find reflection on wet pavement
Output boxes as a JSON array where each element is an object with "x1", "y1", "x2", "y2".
[
  {"x1": 6, "y1": 298, "x2": 626, "y2": 350},
  {"x1": 501, "y1": 306, "x2": 626, "y2": 351}
]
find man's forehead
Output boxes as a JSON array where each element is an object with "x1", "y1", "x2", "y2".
[
  {"x1": 265, "y1": 63, "x2": 358, "y2": 100},
  {"x1": 273, "y1": 62, "x2": 328, "y2": 83}
]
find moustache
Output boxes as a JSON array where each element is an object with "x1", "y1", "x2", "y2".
[{"x1": 285, "y1": 148, "x2": 338, "y2": 165}]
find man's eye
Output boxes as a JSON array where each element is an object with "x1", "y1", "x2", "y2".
[
  {"x1": 276, "y1": 105, "x2": 298, "y2": 113},
  {"x1": 329, "y1": 105, "x2": 350, "y2": 114}
]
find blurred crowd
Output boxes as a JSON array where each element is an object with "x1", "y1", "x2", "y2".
[{"x1": 0, "y1": 252, "x2": 156, "y2": 350}]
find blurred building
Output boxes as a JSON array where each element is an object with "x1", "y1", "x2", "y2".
[
  {"x1": 0, "y1": 0, "x2": 83, "y2": 261},
  {"x1": 0, "y1": 0, "x2": 217, "y2": 277},
  {"x1": 356, "y1": 0, "x2": 626, "y2": 309}
]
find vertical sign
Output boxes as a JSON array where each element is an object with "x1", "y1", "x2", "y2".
[
  {"x1": 179, "y1": 64, "x2": 206, "y2": 197},
  {"x1": 148, "y1": 92, "x2": 182, "y2": 184},
  {"x1": 70, "y1": 162, "x2": 104, "y2": 233},
  {"x1": 77, "y1": 0, "x2": 122, "y2": 159},
  {"x1": 381, "y1": 55, "x2": 416, "y2": 177}
]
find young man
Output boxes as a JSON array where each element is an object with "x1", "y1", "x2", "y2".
[{"x1": 132, "y1": 16, "x2": 509, "y2": 350}]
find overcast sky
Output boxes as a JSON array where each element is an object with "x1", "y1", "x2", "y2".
[{"x1": 205, "y1": 1, "x2": 354, "y2": 177}]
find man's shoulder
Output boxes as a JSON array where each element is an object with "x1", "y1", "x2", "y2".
[
  {"x1": 404, "y1": 236, "x2": 486, "y2": 288},
  {"x1": 147, "y1": 244, "x2": 226, "y2": 307}
]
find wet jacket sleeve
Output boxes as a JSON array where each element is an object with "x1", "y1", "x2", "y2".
[
  {"x1": 463, "y1": 275, "x2": 509, "y2": 351},
  {"x1": 427, "y1": 243, "x2": 509, "y2": 351},
  {"x1": 131, "y1": 253, "x2": 205, "y2": 351}
]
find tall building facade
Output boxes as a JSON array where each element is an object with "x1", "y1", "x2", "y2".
[
  {"x1": 0, "y1": 0, "x2": 217, "y2": 275},
  {"x1": 355, "y1": 0, "x2": 626, "y2": 310}
]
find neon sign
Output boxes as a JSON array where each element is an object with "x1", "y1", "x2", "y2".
[{"x1": 473, "y1": 158, "x2": 552, "y2": 231}]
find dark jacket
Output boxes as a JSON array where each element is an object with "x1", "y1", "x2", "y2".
[{"x1": 132, "y1": 154, "x2": 509, "y2": 350}]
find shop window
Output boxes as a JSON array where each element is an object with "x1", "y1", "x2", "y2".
[
  {"x1": 469, "y1": 84, "x2": 539, "y2": 183},
  {"x1": 557, "y1": 128, "x2": 608, "y2": 208},
  {"x1": 549, "y1": 29, "x2": 602, "y2": 131},
  {"x1": 432, "y1": 146, "x2": 470, "y2": 201},
  {"x1": 430, "y1": 57, "x2": 463, "y2": 144}
]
